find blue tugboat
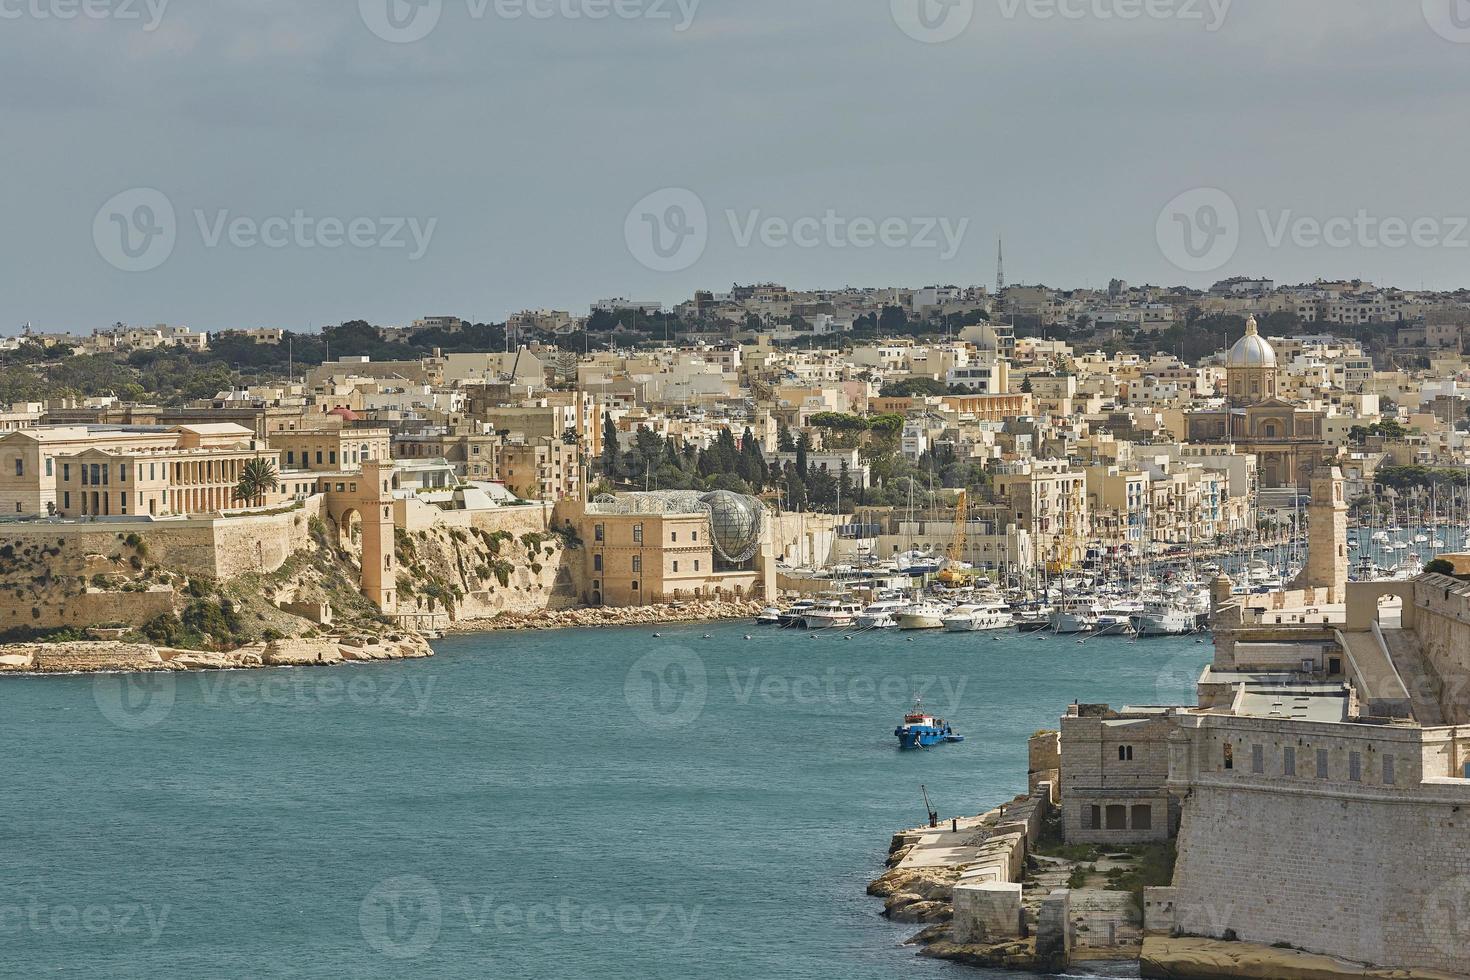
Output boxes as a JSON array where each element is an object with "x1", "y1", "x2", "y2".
[{"x1": 894, "y1": 697, "x2": 965, "y2": 750}]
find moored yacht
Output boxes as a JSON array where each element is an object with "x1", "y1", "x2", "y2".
[
  {"x1": 897, "y1": 601, "x2": 949, "y2": 631},
  {"x1": 942, "y1": 600, "x2": 1012, "y2": 632},
  {"x1": 802, "y1": 598, "x2": 864, "y2": 630},
  {"x1": 855, "y1": 599, "x2": 908, "y2": 630}
]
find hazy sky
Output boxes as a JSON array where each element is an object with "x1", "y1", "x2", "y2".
[{"x1": 4, "y1": 0, "x2": 1469, "y2": 334}]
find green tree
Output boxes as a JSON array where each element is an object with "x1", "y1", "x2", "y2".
[{"x1": 233, "y1": 458, "x2": 279, "y2": 507}]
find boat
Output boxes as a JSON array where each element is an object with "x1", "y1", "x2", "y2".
[
  {"x1": 855, "y1": 599, "x2": 908, "y2": 630},
  {"x1": 1047, "y1": 597, "x2": 1099, "y2": 635},
  {"x1": 1013, "y1": 607, "x2": 1053, "y2": 633},
  {"x1": 802, "y1": 598, "x2": 864, "y2": 630},
  {"x1": 942, "y1": 600, "x2": 1012, "y2": 632},
  {"x1": 1130, "y1": 601, "x2": 1196, "y2": 638},
  {"x1": 897, "y1": 601, "x2": 949, "y2": 631},
  {"x1": 776, "y1": 600, "x2": 815, "y2": 628},
  {"x1": 755, "y1": 606, "x2": 782, "y2": 626},
  {"x1": 894, "y1": 697, "x2": 964, "y2": 750}
]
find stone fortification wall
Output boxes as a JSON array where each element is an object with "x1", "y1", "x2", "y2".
[
  {"x1": 1168, "y1": 714, "x2": 1470, "y2": 974},
  {"x1": 1414, "y1": 575, "x2": 1470, "y2": 725}
]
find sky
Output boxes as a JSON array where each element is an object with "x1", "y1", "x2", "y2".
[{"x1": 4, "y1": 0, "x2": 1470, "y2": 335}]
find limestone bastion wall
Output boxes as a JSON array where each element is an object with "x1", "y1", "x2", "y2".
[
  {"x1": 1169, "y1": 748, "x2": 1470, "y2": 974},
  {"x1": 1414, "y1": 577, "x2": 1470, "y2": 725}
]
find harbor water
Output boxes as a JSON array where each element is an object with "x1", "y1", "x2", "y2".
[{"x1": 2, "y1": 623, "x2": 1211, "y2": 979}]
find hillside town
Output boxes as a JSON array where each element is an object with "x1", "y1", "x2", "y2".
[{"x1": 1, "y1": 277, "x2": 1469, "y2": 637}]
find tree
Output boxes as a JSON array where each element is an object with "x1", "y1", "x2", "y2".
[
  {"x1": 234, "y1": 458, "x2": 279, "y2": 507},
  {"x1": 795, "y1": 431, "x2": 810, "y2": 479},
  {"x1": 601, "y1": 412, "x2": 620, "y2": 477},
  {"x1": 1426, "y1": 559, "x2": 1457, "y2": 576}
]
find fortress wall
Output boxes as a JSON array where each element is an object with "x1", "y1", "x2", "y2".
[
  {"x1": 1414, "y1": 577, "x2": 1470, "y2": 725},
  {"x1": 1171, "y1": 781, "x2": 1470, "y2": 975},
  {"x1": 1169, "y1": 715, "x2": 1470, "y2": 974}
]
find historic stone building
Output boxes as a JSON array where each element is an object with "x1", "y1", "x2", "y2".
[{"x1": 1185, "y1": 316, "x2": 1333, "y2": 489}]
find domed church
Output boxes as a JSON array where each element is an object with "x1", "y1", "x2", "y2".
[{"x1": 1186, "y1": 315, "x2": 1332, "y2": 489}]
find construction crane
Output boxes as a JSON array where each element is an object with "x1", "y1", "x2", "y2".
[{"x1": 938, "y1": 490, "x2": 973, "y2": 586}]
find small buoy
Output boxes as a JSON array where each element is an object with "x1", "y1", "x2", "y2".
[
  {"x1": 652, "y1": 633, "x2": 662, "y2": 638},
  {"x1": 844, "y1": 636, "x2": 852, "y2": 641},
  {"x1": 1076, "y1": 639, "x2": 1084, "y2": 645},
  {"x1": 703, "y1": 634, "x2": 713, "y2": 640},
  {"x1": 744, "y1": 635, "x2": 752, "y2": 641}
]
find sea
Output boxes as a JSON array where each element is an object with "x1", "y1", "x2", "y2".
[{"x1": 1, "y1": 622, "x2": 1211, "y2": 979}]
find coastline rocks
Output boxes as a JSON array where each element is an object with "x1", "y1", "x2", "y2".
[
  {"x1": 456, "y1": 599, "x2": 766, "y2": 633},
  {"x1": 0, "y1": 632, "x2": 436, "y2": 676},
  {"x1": 868, "y1": 867, "x2": 960, "y2": 901},
  {"x1": 884, "y1": 894, "x2": 952, "y2": 923}
]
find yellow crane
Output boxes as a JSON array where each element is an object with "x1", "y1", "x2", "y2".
[{"x1": 938, "y1": 490, "x2": 972, "y2": 586}]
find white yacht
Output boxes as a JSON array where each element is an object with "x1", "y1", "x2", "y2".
[
  {"x1": 942, "y1": 600, "x2": 1012, "y2": 632},
  {"x1": 1047, "y1": 598, "x2": 1099, "y2": 635},
  {"x1": 897, "y1": 601, "x2": 949, "y2": 630},
  {"x1": 802, "y1": 598, "x2": 864, "y2": 630},
  {"x1": 1130, "y1": 601, "x2": 1196, "y2": 638},
  {"x1": 855, "y1": 599, "x2": 908, "y2": 630}
]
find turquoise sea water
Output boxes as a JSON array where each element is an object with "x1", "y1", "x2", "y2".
[{"x1": 3, "y1": 623, "x2": 1210, "y2": 979}]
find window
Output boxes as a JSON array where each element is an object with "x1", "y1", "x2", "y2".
[
  {"x1": 120, "y1": 464, "x2": 128, "y2": 482},
  {"x1": 63, "y1": 492, "x2": 70, "y2": 509},
  {"x1": 1131, "y1": 805, "x2": 1152, "y2": 831},
  {"x1": 12, "y1": 459, "x2": 20, "y2": 476},
  {"x1": 1284, "y1": 746, "x2": 1296, "y2": 776},
  {"x1": 692, "y1": 531, "x2": 699, "y2": 541},
  {"x1": 63, "y1": 463, "x2": 69, "y2": 481},
  {"x1": 1105, "y1": 805, "x2": 1127, "y2": 830},
  {"x1": 1251, "y1": 745, "x2": 1264, "y2": 774},
  {"x1": 593, "y1": 555, "x2": 603, "y2": 572},
  {"x1": 329, "y1": 451, "x2": 337, "y2": 464},
  {"x1": 1084, "y1": 805, "x2": 1101, "y2": 830},
  {"x1": 1118, "y1": 746, "x2": 1134, "y2": 762},
  {"x1": 594, "y1": 524, "x2": 605, "y2": 542},
  {"x1": 671, "y1": 531, "x2": 678, "y2": 542},
  {"x1": 1349, "y1": 752, "x2": 1362, "y2": 783},
  {"x1": 287, "y1": 451, "x2": 295, "y2": 466},
  {"x1": 45, "y1": 458, "x2": 52, "y2": 476},
  {"x1": 631, "y1": 581, "x2": 639, "y2": 591},
  {"x1": 1316, "y1": 749, "x2": 1329, "y2": 779},
  {"x1": 694, "y1": 560, "x2": 700, "y2": 572},
  {"x1": 1223, "y1": 743, "x2": 1234, "y2": 770},
  {"x1": 316, "y1": 451, "x2": 323, "y2": 464},
  {"x1": 632, "y1": 556, "x2": 642, "y2": 573},
  {"x1": 1383, "y1": 755, "x2": 1396, "y2": 785},
  {"x1": 673, "y1": 561, "x2": 679, "y2": 573},
  {"x1": 632, "y1": 524, "x2": 642, "y2": 544}
]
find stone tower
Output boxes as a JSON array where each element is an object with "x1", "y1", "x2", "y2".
[
  {"x1": 1289, "y1": 466, "x2": 1349, "y2": 601},
  {"x1": 358, "y1": 460, "x2": 399, "y2": 614}
]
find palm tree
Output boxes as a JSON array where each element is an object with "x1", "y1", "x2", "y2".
[{"x1": 234, "y1": 457, "x2": 280, "y2": 508}]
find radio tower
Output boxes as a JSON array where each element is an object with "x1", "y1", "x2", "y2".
[{"x1": 995, "y1": 237, "x2": 1006, "y2": 296}]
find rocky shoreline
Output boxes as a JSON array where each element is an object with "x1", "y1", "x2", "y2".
[
  {"x1": 0, "y1": 634, "x2": 434, "y2": 675},
  {"x1": 446, "y1": 598, "x2": 767, "y2": 633}
]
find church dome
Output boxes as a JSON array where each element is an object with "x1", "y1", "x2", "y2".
[{"x1": 1227, "y1": 315, "x2": 1276, "y2": 367}]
